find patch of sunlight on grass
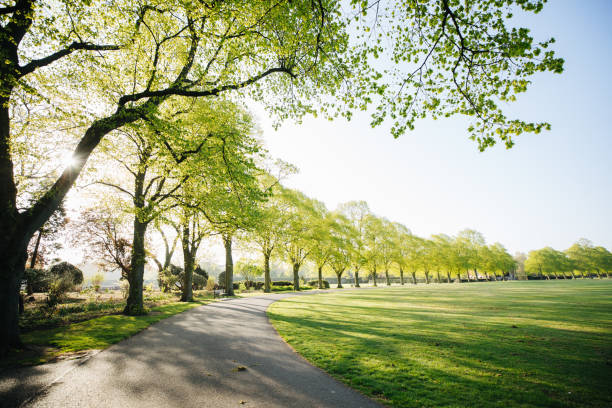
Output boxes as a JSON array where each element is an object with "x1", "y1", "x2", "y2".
[{"x1": 268, "y1": 280, "x2": 612, "y2": 408}]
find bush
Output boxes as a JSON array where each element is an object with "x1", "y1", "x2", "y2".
[
  {"x1": 48, "y1": 262, "x2": 84, "y2": 288},
  {"x1": 91, "y1": 273, "x2": 104, "y2": 292},
  {"x1": 271, "y1": 280, "x2": 293, "y2": 287},
  {"x1": 120, "y1": 280, "x2": 129, "y2": 299},
  {"x1": 159, "y1": 265, "x2": 182, "y2": 292},
  {"x1": 217, "y1": 271, "x2": 226, "y2": 288},
  {"x1": 42, "y1": 276, "x2": 74, "y2": 315},
  {"x1": 205, "y1": 277, "x2": 216, "y2": 291},
  {"x1": 308, "y1": 280, "x2": 330, "y2": 289},
  {"x1": 23, "y1": 268, "x2": 51, "y2": 293}
]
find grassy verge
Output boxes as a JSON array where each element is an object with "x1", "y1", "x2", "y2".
[
  {"x1": 268, "y1": 280, "x2": 612, "y2": 408},
  {"x1": 7, "y1": 295, "x2": 213, "y2": 368}
]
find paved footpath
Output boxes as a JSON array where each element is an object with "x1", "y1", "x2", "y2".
[{"x1": 1, "y1": 291, "x2": 380, "y2": 408}]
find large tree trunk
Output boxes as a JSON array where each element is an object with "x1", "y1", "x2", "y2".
[
  {"x1": 436, "y1": 271, "x2": 441, "y2": 283},
  {"x1": 0, "y1": 98, "x2": 26, "y2": 355},
  {"x1": 336, "y1": 272, "x2": 343, "y2": 288},
  {"x1": 385, "y1": 269, "x2": 391, "y2": 286},
  {"x1": 371, "y1": 269, "x2": 377, "y2": 286},
  {"x1": 125, "y1": 218, "x2": 148, "y2": 315},
  {"x1": 456, "y1": 272, "x2": 462, "y2": 282},
  {"x1": 263, "y1": 252, "x2": 271, "y2": 293},
  {"x1": 424, "y1": 271, "x2": 430, "y2": 284},
  {"x1": 354, "y1": 270, "x2": 360, "y2": 287},
  {"x1": 474, "y1": 269, "x2": 480, "y2": 280},
  {"x1": 446, "y1": 271, "x2": 452, "y2": 283},
  {"x1": 317, "y1": 265, "x2": 323, "y2": 289},
  {"x1": 292, "y1": 262, "x2": 300, "y2": 291},
  {"x1": 224, "y1": 235, "x2": 234, "y2": 296},
  {"x1": 399, "y1": 267, "x2": 405, "y2": 285},
  {"x1": 180, "y1": 223, "x2": 194, "y2": 302},
  {"x1": 411, "y1": 271, "x2": 417, "y2": 284},
  {"x1": 466, "y1": 269, "x2": 472, "y2": 282}
]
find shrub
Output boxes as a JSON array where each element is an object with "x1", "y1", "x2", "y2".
[
  {"x1": 205, "y1": 277, "x2": 216, "y2": 291},
  {"x1": 42, "y1": 276, "x2": 73, "y2": 315},
  {"x1": 308, "y1": 280, "x2": 330, "y2": 289},
  {"x1": 192, "y1": 273, "x2": 207, "y2": 290},
  {"x1": 48, "y1": 262, "x2": 84, "y2": 288},
  {"x1": 238, "y1": 282, "x2": 247, "y2": 292},
  {"x1": 120, "y1": 280, "x2": 129, "y2": 299},
  {"x1": 271, "y1": 280, "x2": 293, "y2": 287},
  {"x1": 91, "y1": 273, "x2": 104, "y2": 292},
  {"x1": 23, "y1": 268, "x2": 51, "y2": 293},
  {"x1": 217, "y1": 271, "x2": 226, "y2": 288},
  {"x1": 159, "y1": 265, "x2": 182, "y2": 292}
]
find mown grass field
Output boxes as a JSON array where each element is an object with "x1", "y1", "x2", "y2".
[{"x1": 268, "y1": 280, "x2": 612, "y2": 408}]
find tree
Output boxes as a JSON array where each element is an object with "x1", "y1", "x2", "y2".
[
  {"x1": 279, "y1": 190, "x2": 318, "y2": 291},
  {"x1": 308, "y1": 208, "x2": 337, "y2": 289},
  {"x1": 338, "y1": 201, "x2": 370, "y2": 287},
  {"x1": 431, "y1": 234, "x2": 454, "y2": 283},
  {"x1": 327, "y1": 212, "x2": 356, "y2": 289},
  {"x1": 363, "y1": 214, "x2": 386, "y2": 286},
  {"x1": 525, "y1": 247, "x2": 568, "y2": 279},
  {"x1": 235, "y1": 260, "x2": 263, "y2": 287},
  {"x1": 243, "y1": 182, "x2": 293, "y2": 293},
  {"x1": 392, "y1": 222, "x2": 412, "y2": 285}
]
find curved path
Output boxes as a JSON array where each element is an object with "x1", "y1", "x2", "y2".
[{"x1": 3, "y1": 292, "x2": 380, "y2": 408}]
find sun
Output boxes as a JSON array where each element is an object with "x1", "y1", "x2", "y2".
[{"x1": 62, "y1": 153, "x2": 79, "y2": 169}]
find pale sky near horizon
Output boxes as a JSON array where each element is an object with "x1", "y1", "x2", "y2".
[{"x1": 250, "y1": 0, "x2": 612, "y2": 256}]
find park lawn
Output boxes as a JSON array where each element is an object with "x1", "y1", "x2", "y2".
[
  {"x1": 268, "y1": 280, "x2": 612, "y2": 408},
  {"x1": 10, "y1": 296, "x2": 213, "y2": 367}
]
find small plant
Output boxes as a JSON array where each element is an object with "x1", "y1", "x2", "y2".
[
  {"x1": 42, "y1": 276, "x2": 73, "y2": 316},
  {"x1": 90, "y1": 273, "x2": 104, "y2": 292},
  {"x1": 144, "y1": 283, "x2": 154, "y2": 292},
  {"x1": 238, "y1": 282, "x2": 247, "y2": 293},
  {"x1": 120, "y1": 280, "x2": 129, "y2": 299},
  {"x1": 205, "y1": 277, "x2": 216, "y2": 291}
]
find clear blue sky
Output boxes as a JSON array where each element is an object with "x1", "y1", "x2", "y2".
[{"x1": 253, "y1": 0, "x2": 612, "y2": 255}]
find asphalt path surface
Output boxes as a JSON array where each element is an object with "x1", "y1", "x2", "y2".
[{"x1": 1, "y1": 291, "x2": 381, "y2": 408}]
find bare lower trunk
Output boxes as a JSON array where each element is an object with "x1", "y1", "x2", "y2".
[
  {"x1": 466, "y1": 269, "x2": 472, "y2": 282},
  {"x1": 456, "y1": 272, "x2": 461, "y2": 282},
  {"x1": 318, "y1": 265, "x2": 323, "y2": 289},
  {"x1": 412, "y1": 271, "x2": 417, "y2": 284},
  {"x1": 336, "y1": 272, "x2": 343, "y2": 288},
  {"x1": 263, "y1": 253, "x2": 271, "y2": 293},
  {"x1": 292, "y1": 262, "x2": 300, "y2": 291},
  {"x1": 372, "y1": 269, "x2": 377, "y2": 286},
  {"x1": 399, "y1": 267, "x2": 404, "y2": 285},
  {"x1": 224, "y1": 235, "x2": 234, "y2": 296},
  {"x1": 436, "y1": 271, "x2": 441, "y2": 283},
  {"x1": 385, "y1": 269, "x2": 391, "y2": 286},
  {"x1": 125, "y1": 219, "x2": 147, "y2": 315},
  {"x1": 446, "y1": 271, "x2": 452, "y2": 283},
  {"x1": 424, "y1": 271, "x2": 430, "y2": 284},
  {"x1": 180, "y1": 224, "x2": 194, "y2": 302}
]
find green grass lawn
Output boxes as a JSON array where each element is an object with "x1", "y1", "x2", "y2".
[
  {"x1": 268, "y1": 280, "x2": 612, "y2": 408},
  {"x1": 7, "y1": 296, "x2": 213, "y2": 368}
]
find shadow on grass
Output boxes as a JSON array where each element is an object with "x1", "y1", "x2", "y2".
[{"x1": 268, "y1": 280, "x2": 612, "y2": 408}]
